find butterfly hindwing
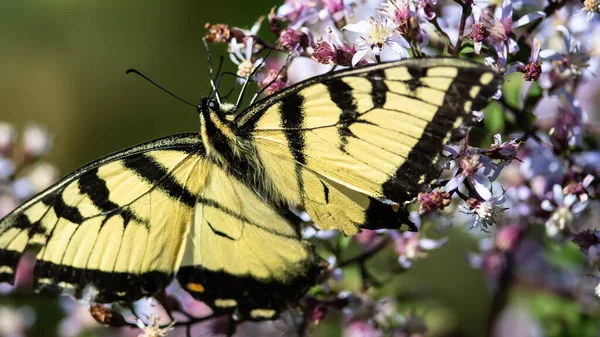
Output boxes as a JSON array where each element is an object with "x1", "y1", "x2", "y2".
[
  {"x1": 237, "y1": 58, "x2": 502, "y2": 234},
  {"x1": 178, "y1": 163, "x2": 322, "y2": 320}
]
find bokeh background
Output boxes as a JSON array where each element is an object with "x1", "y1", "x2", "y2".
[{"x1": 0, "y1": 1, "x2": 592, "y2": 337}]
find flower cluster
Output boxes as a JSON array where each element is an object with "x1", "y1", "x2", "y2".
[
  {"x1": 3, "y1": 0, "x2": 600, "y2": 335},
  {"x1": 198, "y1": 0, "x2": 600, "y2": 335},
  {"x1": 0, "y1": 123, "x2": 57, "y2": 219}
]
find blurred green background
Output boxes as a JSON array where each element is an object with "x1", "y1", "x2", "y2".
[{"x1": 0, "y1": 1, "x2": 509, "y2": 336}]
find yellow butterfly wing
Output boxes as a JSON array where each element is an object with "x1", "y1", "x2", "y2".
[
  {"x1": 236, "y1": 58, "x2": 502, "y2": 234},
  {"x1": 179, "y1": 162, "x2": 321, "y2": 320},
  {"x1": 0, "y1": 132, "x2": 321, "y2": 319},
  {"x1": 0, "y1": 133, "x2": 204, "y2": 301}
]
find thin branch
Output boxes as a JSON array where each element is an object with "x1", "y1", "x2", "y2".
[
  {"x1": 338, "y1": 236, "x2": 393, "y2": 267},
  {"x1": 452, "y1": 0, "x2": 473, "y2": 56}
]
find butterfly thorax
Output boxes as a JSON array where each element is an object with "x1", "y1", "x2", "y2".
[{"x1": 197, "y1": 97, "x2": 261, "y2": 180}]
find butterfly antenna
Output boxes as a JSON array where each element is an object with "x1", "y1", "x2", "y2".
[
  {"x1": 208, "y1": 55, "x2": 225, "y2": 97},
  {"x1": 126, "y1": 69, "x2": 196, "y2": 108},
  {"x1": 232, "y1": 48, "x2": 272, "y2": 113},
  {"x1": 203, "y1": 38, "x2": 222, "y2": 106},
  {"x1": 250, "y1": 53, "x2": 292, "y2": 106}
]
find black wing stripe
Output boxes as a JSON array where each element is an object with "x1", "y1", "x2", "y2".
[
  {"x1": 42, "y1": 193, "x2": 84, "y2": 225},
  {"x1": 280, "y1": 92, "x2": 307, "y2": 202},
  {"x1": 197, "y1": 197, "x2": 298, "y2": 239},
  {"x1": 281, "y1": 92, "x2": 307, "y2": 165},
  {"x1": 122, "y1": 153, "x2": 197, "y2": 208},
  {"x1": 366, "y1": 69, "x2": 387, "y2": 108}
]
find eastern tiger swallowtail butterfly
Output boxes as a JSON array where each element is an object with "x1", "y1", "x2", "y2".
[{"x1": 0, "y1": 58, "x2": 501, "y2": 320}]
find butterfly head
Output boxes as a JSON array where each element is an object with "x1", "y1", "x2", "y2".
[{"x1": 198, "y1": 97, "x2": 237, "y2": 116}]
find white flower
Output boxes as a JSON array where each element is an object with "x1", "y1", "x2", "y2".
[
  {"x1": 538, "y1": 26, "x2": 590, "y2": 76},
  {"x1": 229, "y1": 37, "x2": 264, "y2": 80},
  {"x1": 582, "y1": 0, "x2": 600, "y2": 22},
  {"x1": 464, "y1": 193, "x2": 508, "y2": 232},
  {"x1": 22, "y1": 124, "x2": 52, "y2": 158},
  {"x1": 389, "y1": 230, "x2": 448, "y2": 268},
  {"x1": 0, "y1": 123, "x2": 16, "y2": 152},
  {"x1": 136, "y1": 314, "x2": 175, "y2": 337},
  {"x1": 541, "y1": 184, "x2": 588, "y2": 237},
  {"x1": 343, "y1": 17, "x2": 410, "y2": 66}
]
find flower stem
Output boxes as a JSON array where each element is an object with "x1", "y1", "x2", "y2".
[
  {"x1": 452, "y1": 0, "x2": 473, "y2": 56},
  {"x1": 485, "y1": 227, "x2": 526, "y2": 335}
]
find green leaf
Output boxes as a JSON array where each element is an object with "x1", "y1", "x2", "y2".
[
  {"x1": 459, "y1": 43, "x2": 474, "y2": 56},
  {"x1": 483, "y1": 101, "x2": 505, "y2": 136},
  {"x1": 544, "y1": 240, "x2": 586, "y2": 269}
]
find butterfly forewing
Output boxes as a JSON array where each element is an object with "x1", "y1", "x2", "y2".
[
  {"x1": 238, "y1": 58, "x2": 502, "y2": 234},
  {"x1": 0, "y1": 132, "x2": 322, "y2": 319},
  {"x1": 0, "y1": 133, "x2": 204, "y2": 301}
]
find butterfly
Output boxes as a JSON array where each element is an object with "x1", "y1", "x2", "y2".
[{"x1": 0, "y1": 57, "x2": 501, "y2": 320}]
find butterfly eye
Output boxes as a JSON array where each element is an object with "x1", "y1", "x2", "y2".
[{"x1": 208, "y1": 99, "x2": 220, "y2": 111}]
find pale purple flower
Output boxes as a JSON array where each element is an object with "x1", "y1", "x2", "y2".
[
  {"x1": 541, "y1": 184, "x2": 588, "y2": 237},
  {"x1": 312, "y1": 26, "x2": 356, "y2": 66},
  {"x1": 510, "y1": 38, "x2": 542, "y2": 82},
  {"x1": 389, "y1": 230, "x2": 448, "y2": 268},
  {"x1": 582, "y1": 0, "x2": 600, "y2": 22},
  {"x1": 278, "y1": 27, "x2": 313, "y2": 54},
  {"x1": 496, "y1": 225, "x2": 521, "y2": 252},
  {"x1": 22, "y1": 124, "x2": 52, "y2": 158},
  {"x1": 136, "y1": 314, "x2": 175, "y2": 337},
  {"x1": 378, "y1": 0, "x2": 430, "y2": 43},
  {"x1": 472, "y1": 110, "x2": 486, "y2": 122},
  {"x1": 445, "y1": 148, "x2": 492, "y2": 197},
  {"x1": 228, "y1": 37, "x2": 264, "y2": 80},
  {"x1": 563, "y1": 174, "x2": 594, "y2": 203},
  {"x1": 318, "y1": 0, "x2": 358, "y2": 23},
  {"x1": 539, "y1": 26, "x2": 590, "y2": 77},
  {"x1": 471, "y1": 5, "x2": 487, "y2": 55},
  {"x1": 258, "y1": 68, "x2": 288, "y2": 96},
  {"x1": 463, "y1": 192, "x2": 508, "y2": 232},
  {"x1": 277, "y1": 0, "x2": 320, "y2": 26},
  {"x1": 343, "y1": 16, "x2": 410, "y2": 66},
  {"x1": 0, "y1": 123, "x2": 16, "y2": 155},
  {"x1": 344, "y1": 320, "x2": 383, "y2": 337},
  {"x1": 473, "y1": 0, "x2": 544, "y2": 63},
  {"x1": 0, "y1": 306, "x2": 36, "y2": 337}
]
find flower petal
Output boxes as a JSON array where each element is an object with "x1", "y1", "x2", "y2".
[
  {"x1": 472, "y1": 5, "x2": 482, "y2": 22},
  {"x1": 473, "y1": 175, "x2": 492, "y2": 200},
  {"x1": 342, "y1": 20, "x2": 370, "y2": 34},
  {"x1": 538, "y1": 49, "x2": 562, "y2": 60},
  {"x1": 387, "y1": 41, "x2": 409, "y2": 58},
  {"x1": 507, "y1": 38, "x2": 520, "y2": 54},
  {"x1": 351, "y1": 47, "x2": 369, "y2": 67},
  {"x1": 552, "y1": 184, "x2": 564, "y2": 204},
  {"x1": 445, "y1": 174, "x2": 466, "y2": 191},
  {"x1": 512, "y1": 11, "x2": 545, "y2": 29},
  {"x1": 540, "y1": 199, "x2": 555, "y2": 211},
  {"x1": 506, "y1": 62, "x2": 524, "y2": 76},
  {"x1": 564, "y1": 193, "x2": 577, "y2": 208},
  {"x1": 474, "y1": 41, "x2": 482, "y2": 55},
  {"x1": 531, "y1": 38, "x2": 541, "y2": 62},
  {"x1": 419, "y1": 237, "x2": 449, "y2": 250},
  {"x1": 571, "y1": 201, "x2": 588, "y2": 214}
]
